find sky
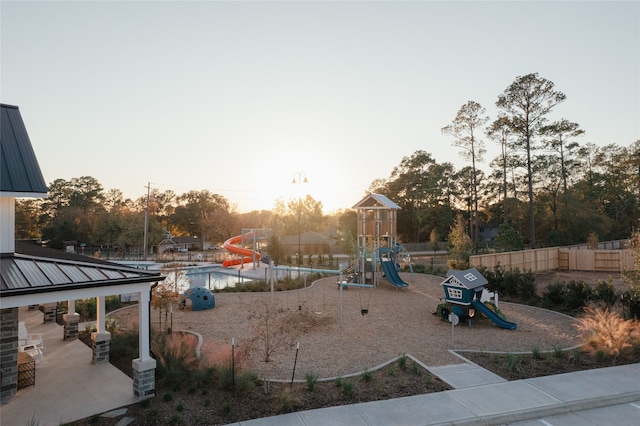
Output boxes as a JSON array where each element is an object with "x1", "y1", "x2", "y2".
[{"x1": 2, "y1": 1, "x2": 638, "y2": 214}]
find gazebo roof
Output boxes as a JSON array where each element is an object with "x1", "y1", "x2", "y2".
[
  {"x1": 352, "y1": 193, "x2": 401, "y2": 210},
  {"x1": 1, "y1": 242, "x2": 162, "y2": 306},
  {"x1": 0, "y1": 104, "x2": 48, "y2": 196}
]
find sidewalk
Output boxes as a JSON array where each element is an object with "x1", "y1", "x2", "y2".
[{"x1": 230, "y1": 363, "x2": 640, "y2": 426}]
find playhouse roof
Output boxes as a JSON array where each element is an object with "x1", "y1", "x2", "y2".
[
  {"x1": 1, "y1": 104, "x2": 48, "y2": 196},
  {"x1": 352, "y1": 193, "x2": 401, "y2": 210},
  {"x1": 442, "y1": 268, "x2": 488, "y2": 290}
]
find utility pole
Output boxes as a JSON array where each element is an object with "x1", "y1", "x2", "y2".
[{"x1": 143, "y1": 182, "x2": 150, "y2": 260}]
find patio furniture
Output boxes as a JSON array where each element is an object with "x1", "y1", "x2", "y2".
[
  {"x1": 17, "y1": 352, "x2": 36, "y2": 388},
  {"x1": 18, "y1": 321, "x2": 44, "y2": 364}
]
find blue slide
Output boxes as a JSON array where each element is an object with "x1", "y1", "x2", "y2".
[
  {"x1": 380, "y1": 260, "x2": 409, "y2": 287},
  {"x1": 470, "y1": 300, "x2": 517, "y2": 330}
]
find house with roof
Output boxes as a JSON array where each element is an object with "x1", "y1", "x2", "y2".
[
  {"x1": 0, "y1": 104, "x2": 164, "y2": 408},
  {"x1": 441, "y1": 268, "x2": 488, "y2": 305}
]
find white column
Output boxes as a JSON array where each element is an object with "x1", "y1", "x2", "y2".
[
  {"x1": 0, "y1": 197, "x2": 15, "y2": 254},
  {"x1": 68, "y1": 299, "x2": 75, "y2": 315},
  {"x1": 138, "y1": 289, "x2": 151, "y2": 361},
  {"x1": 96, "y1": 296, "x2": 106, "y2": 333}
]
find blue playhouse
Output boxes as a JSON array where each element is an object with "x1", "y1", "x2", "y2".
[{"x1": 440, "y1": 268, "x2": 516, "y2": 330}]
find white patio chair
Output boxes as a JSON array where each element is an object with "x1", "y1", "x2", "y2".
[{"x1": 18, "y1": 321, "x2": 44, "y2": 364}]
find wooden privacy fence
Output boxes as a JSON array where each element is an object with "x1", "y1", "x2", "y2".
[{"x1": 470, "y1": 247, "x2": 636, "y2": 273}]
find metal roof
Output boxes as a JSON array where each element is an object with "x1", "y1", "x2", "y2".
[
  {"x1": 352, "y1": 193, "x2": 402, "y2": 210},
  {"x1": 1, "y1": 242, "x2": 162, "y2": 297},
  {"x1": 0, "y1": 104, "x2": 48, "y2": 195},
  {"x1": 443, "y1": 268, "x2": 488, "y2": 290}
]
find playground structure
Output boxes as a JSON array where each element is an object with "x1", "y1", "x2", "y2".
[
  {"x1": 351, "y1": 193, "x2": 411, "y2": 288},
  {"x1": 440, "y1": 268, "x2": 516, "y2": 330},
  {"x1": 222, "y1": 228, "x2": 269, "y2": 268}
]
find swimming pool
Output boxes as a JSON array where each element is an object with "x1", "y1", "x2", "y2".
[{"x1": 170, "y1": 266, "x2": 253, "y2": 292}]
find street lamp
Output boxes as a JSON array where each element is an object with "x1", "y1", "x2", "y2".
[
  {"x1": 292, "y1": 172, "x2": 308, "y2": 268},
  {"x1": 190, "y1": 221, "x2": 205, "y2": 253}
]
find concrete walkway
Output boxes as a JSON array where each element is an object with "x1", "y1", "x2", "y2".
[{"x1": 230, "y1": 363, "x2": 640, "y2": 426}]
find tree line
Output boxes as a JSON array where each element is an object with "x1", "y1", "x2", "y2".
[
  {"x1": 15, "y1": 73, "x2": 639, "y2": 255},
  {"x1": 14, "y1": 176, "x2": 338, "y2": 255},
  {"x1": 372, "y1": 73, "x2": 639, "y2": 249}
]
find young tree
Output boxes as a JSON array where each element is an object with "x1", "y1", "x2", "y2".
[
  {"x1": 442, "y1": 101, "x2": 489, "y2": 243},
  {"x1": 496, "y1": 73, "x2": 566, "y2": 248},
  {"x1": 447, "y1": 213, "x2": 472, "y2": 270}
]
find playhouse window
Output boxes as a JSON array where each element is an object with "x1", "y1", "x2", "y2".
[{"x1": 447, "y1": 288, "x2": 463, "y2": 299}]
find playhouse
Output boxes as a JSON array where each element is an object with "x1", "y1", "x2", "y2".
[
  {"x1": 440, "y1": 268, "x2": 516, "y2": 330},
  {"x1": 441, "y1": 268, "x2": 488, "y2": 305}
]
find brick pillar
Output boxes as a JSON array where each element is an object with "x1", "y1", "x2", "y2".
[
  {"x1": 0, "y1": 308, "x2": 18, "y2": 404},
  {"x1": 63, "y1": 313, "x2": 80, "y2": 341},
  {"x1": 39, "y1": 303, "x2": 56, "y2": 323},
  {"x1": 91, "y1": 332, "x2": 110, "y2": 364},
  {"x1": 132, "y1": 358, "x2": 156, "y2": 400}
]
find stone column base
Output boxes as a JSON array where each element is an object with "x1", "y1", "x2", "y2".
[
  {"x1": 63, "y1": 313, "x2": 80, "y2": 341},
  {"x1": 0, "y1": 307, "x2": 19, "y2": 404},
  {"x1": 39, "y1": 303, "x2": 56, "y2": 323},
  {"x1": 132, "y1": 358, "x2": 157, "y2": 400},
  {"x1": 91, "y1": 332, "x2": 111, "y2": 364}
]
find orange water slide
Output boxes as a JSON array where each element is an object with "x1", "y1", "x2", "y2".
[{"x1": 222, "y1": 232, "x2": 262, "y2": 267}]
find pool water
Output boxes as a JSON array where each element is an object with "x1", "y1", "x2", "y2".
[{"x1": 166, "y1": 267, "x2": 253, "y2": 292}]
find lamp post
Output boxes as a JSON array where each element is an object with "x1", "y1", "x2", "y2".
[
  {"x1": 190, "y1": 221, "x2": 205, "y2": 253},
  {"x1": 291, "y1": 172, "x2": 308, "y2": 268}
]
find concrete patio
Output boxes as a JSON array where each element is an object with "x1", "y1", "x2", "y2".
[{"x1": 1, "y1": 306, "x2": 137, "y2": 426}]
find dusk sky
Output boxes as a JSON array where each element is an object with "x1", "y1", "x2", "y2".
[{"x1": 2, "y1": 1, "x2": 638, "y2": 213}]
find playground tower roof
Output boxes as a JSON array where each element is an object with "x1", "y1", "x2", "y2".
[{"x1": 352, "y1": 193, "x2": 401, "y2": 210}]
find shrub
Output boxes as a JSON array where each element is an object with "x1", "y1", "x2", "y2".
[
  {"x1": 360, "y1": 370, "x2": 373, "y2": 382},
  {"x1": 305, "y1": 373, "x2": 318, "y2": 391},
  {"x1": 504, "y1": 353, "x2": 522, "y2": 373},
  {"x1": 482, "y1": 266, "x2": 536, "y2": 302},
  {"x1": 574, "y1": 307, "x2": 640, "y2": 358},
  {"x1": 153, "y1": 332, "x2": 200, "y2": 389},
  {"x1": 398, "y1": 354, "x2": 408, "y2": 369},
  {"x1": 542, "y1": 281, "x2": 566, "y2": 308},
  {"x1": 110, "y1": 327, "x2": 139, "y2": 360},
  {"x1": 341, "y1": 380, "x2": 354, "y2": 397},
  {"x1": 564, "y1": 280, "x2": 593, "y2": 311},
  {"x1": 594, "y1": 280, "x2": 617, "y2": 307},
  {"x1": 411, "y1": 362, "x2": 422, "y2": 376},
  {"x1": 531, "y1": 347, "x2": 542, "y2": 360},
  {"x1": 621, "y1": 284, "x2": 640, "y2": 320},
  {"x1": 273, "y1": 388, "x2": 302, "y2": 414}
]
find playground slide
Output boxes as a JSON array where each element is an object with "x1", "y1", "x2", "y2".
[
  {"x1": 222, "y1": 233, "x2": 262, "y2": 267},
  {"x1": 470, "y1": 300, "x2": 517, "y2": 330},
  {"x1": 380, "y1": 260, "x2": 409, "y2": 287}
]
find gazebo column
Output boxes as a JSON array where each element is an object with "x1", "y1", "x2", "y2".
[
  {"x1": 0, "y1": 307, "x2": 19, "y2": 404},
  {"x1": 39, "y1": 302, "x2": 56, "y2": 323},
  {"x1": 91, "y1": 296, "x2": 110, "y2": 363},
  {"x1": 132, "y1": 289, "x2": 156, "y2": 400},
  {"x1": 63, "y1": 299, "x2": 80, "y2": 341}
]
